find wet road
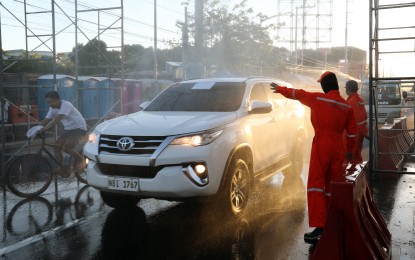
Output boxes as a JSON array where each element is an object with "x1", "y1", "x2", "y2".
[
  {"x1": 0, "y1": 168, "x2": 311, "y2": 259},
  {"x1": 1, "y1": 163, "x2": 413, "y2": 259},
  {"x1": 1, "y1": 106, "x2": 414, "y2": 259},
  {"x1": 1, "y1": 166, "x2": 414, "y2": 260}
]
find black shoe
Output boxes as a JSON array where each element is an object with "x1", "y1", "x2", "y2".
[{"x1": 304, "y1": 227, "x2": 324, "y2": 244}]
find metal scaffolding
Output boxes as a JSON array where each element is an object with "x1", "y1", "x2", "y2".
[
  {"x1": 276, "y1": 0, "x2": 333, "y2": 52},
  {"x1": 369, "y1": 0, "x2": 415, "y2": 177},
  {"x1": 0, "y1": 0, "x2": 125, "y2": 180}
]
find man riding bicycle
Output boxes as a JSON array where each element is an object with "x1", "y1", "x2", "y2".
[{"x1": 38, "y1": 91, "x2": 87, "y2": 177}]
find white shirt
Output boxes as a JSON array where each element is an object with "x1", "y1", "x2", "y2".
[{"x1": 46, "y1": 100, "x2": 87, "y2": 130}]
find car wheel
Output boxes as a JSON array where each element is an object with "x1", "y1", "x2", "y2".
[
  {"x1": 284, "y1": 131, "x2": 305, "y2": 177},
  {"x1": 219, "y1": 158, "x2": 251, "y2": 217},
  {"x1": 100, "y1": 191, "x2": 141, "y2": 209}
]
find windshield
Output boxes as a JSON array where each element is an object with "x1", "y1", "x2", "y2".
[
  {"x1": 401, "y1": 82, "x2": 414, "y2": 92},
  {"x1": 361, "y1": 82, "x2": 401, "y2": 105},
  {"x1": 144, "y1": 81, "x2": 245, "y2": 112}
]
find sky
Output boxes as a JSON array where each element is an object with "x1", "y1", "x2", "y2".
[
  {"x1": 0, "y1": 0, "x2": 414, "y2": 77},
  {"x1": 0, "y1": 0, "x2": 369, "y2": 50}
]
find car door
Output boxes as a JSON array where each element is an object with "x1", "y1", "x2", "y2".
[
  {"x1": 266, "y1": 85, "x2": 306, "y2": 158},
  {"x1": 248, "y1": 83, "x2": 276, "y2": 171},
  {"x1": 264, "y1": 84, "x2": 287, "y2": 158}
]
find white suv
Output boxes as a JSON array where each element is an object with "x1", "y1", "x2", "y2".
[{"x1": 84, "y1": 77, "x2": 307, "y2": 216}]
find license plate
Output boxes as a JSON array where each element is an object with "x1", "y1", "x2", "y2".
[{"x1": 108, "y1": 176, "x2": 139, "y2": 192}]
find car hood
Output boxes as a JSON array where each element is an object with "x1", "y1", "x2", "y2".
[{"x1": 95, "y1": 111, "x2": 237, "y2": 136}]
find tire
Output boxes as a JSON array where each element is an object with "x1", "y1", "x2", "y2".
[
  {"x1": 218, "y1": 158, "x2": 251, "y2": 217},
  {"x1": 100, "y1": 191, "x2": 141, "y2": 209},
  {"x1": 284, "y1": 131, "x2": 306, "y2": 177},
  {"x1": 6, "y1": 154, "x2": 53, "y2": 198}
]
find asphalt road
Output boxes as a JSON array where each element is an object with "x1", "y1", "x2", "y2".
[
  {"x1": 0, "y1": 105, "x2": 414, "y2": 259},
  {"x1": 0, "y1": 167, "x2": 312, "y2": 259}
]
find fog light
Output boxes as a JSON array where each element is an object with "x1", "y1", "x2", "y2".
[
  {"x1": 195, "y1": 164, "x2": 206, "y2": 175},
  {"x1": 85, "y1": 157, "x2": 89, "y2": 165},
  {"x1": 182, "y1": 162, "x2": 209, "y2": 186}
]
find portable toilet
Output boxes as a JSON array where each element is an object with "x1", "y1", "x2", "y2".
[
  {"x1": 112, "y1": 78, "x2": 142, "y2": 115},
  {"x1": 37, "y1": 74, "x2": 76, "y2": 119},
  {"x1": 77, "y1": 76, "x2": 101, "y2": 120},
  {"x1": 140, "y1": 79, "x2": 173, "y2": 103},
  {"x1": 97, "y1": 78, "x2": 116, "y2": 117},
  {"x1": 124, "y1": 79, "x2": 142, "y2": 114}
]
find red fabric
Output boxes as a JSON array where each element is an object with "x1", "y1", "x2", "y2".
[
  {"x1": 346, "y1": 93, "x2": 367, "y2": 164},
  {"x1": 276, "y1": 86, "x2": 357, "y2": 227},
  {"x1": 351, "y1": 134, "x2": 364, "y2": 164},
  {"x1": 347, "y1": 93, "x2": 368, "y2": 136}
]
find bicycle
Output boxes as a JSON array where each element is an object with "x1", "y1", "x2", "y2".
[
  {"x1": 6, "y1": 131, "x2": 88, "y2": 198},
  {"x1": 6, "y1": 185, "x2": 105, "y2": 237},
  {"x1": 6, "y1": 196, "x2": 53, "y2": 236}
]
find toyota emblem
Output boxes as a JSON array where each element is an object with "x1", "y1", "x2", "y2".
[{"x1": 117, "y1": 137, "x2": 135, "y2": 151}]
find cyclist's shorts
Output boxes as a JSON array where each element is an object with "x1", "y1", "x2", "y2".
[
  {"x1": 62, "y1": 128, "x2": 87, "y2": 138},
  {"x1": 60, "y1": 129, "x2": 87, "y2": 148}
]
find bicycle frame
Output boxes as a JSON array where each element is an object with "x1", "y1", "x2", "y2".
[
  {"x1": 35, "y1": 134, "x2": 82, "y2": 174},
  {"x1": 36, "y1": 136, "x2": 67, "y2": 173}
]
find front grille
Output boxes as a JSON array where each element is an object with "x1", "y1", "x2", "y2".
[
  {"x1": 99, "y1": 134, "x2": 167, "y2": 155},
  {"x1": 98, "y1": 163, "x2": 163, "y2": 178}
]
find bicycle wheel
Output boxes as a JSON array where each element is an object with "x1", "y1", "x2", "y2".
[
  {"x1": 6, "y1": 154, "x2": 53, "y2": 198},
  {"x1": 74, "y1": 185, "x2": 105, "y2": 218},
  {"x1": 73, "y1": 150, "x2": 87, "y2": 184},
  {"x1": 6, "y1": 197, "x2": 53, "y2": 236}
]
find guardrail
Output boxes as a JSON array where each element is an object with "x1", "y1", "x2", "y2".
[
  {"x1": 378, "y1": 117, "x2": 414, "y2": 171},
  {"x1": 311, "y1": 162, "x2": 392, "y2": 259}
]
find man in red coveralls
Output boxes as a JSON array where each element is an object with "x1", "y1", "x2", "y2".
[
  {"x1": 345, "y1": 80, "x2": 368, "y2": 167},
  {"x1": 270, "y1": 71, "x2": 357, "y2": 244}
]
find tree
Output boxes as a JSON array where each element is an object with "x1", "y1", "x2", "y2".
[
  {"x1": 184, "y1": 0, "x2": 287, "y2": 76},
  {"x1": 2, "y1": 51, "x2": 57, "y2": 74},
  {"x1": 71, "y1": 39, "x2": 113, "y2": 76},
  {"x1": 124, "y1": 44, "x2": 153, "y2": 73}
]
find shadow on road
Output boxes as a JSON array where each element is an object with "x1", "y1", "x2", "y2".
[{"x1": 93, "y1": 173, "x2": 308, "y2": 259}]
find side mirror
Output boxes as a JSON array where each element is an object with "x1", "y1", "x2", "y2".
[
  {"x1": 140, "y1": 101, "x2": 150, "y2": 109},
  {"x1": 402, "y1": 91, "x2": 408, "y2": 99},
  {"x1": 249, "y1": 100, "x2": 272, "y2": 114}
]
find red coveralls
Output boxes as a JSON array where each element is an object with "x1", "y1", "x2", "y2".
[
  {"x1": 347, "y1": 93, "x2": 368, "y2": 164},
  {"x1": 277, "y1": 86, "x2": 357, "y2": 227}
]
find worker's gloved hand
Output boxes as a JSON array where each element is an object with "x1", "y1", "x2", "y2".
[
  {"x1": 345, "y1": 151, "x2": 353, "y2": 162},
  {"x1": 270, "y1": 82, "x2": 280, "y2": 93}
]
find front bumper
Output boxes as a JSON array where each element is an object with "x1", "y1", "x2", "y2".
[{"x1": 85, "y1": 144, "x2": 228, "y2": 198}]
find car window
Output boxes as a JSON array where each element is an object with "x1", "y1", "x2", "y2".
[
  {"x1": 361, "y1": 82, "x2": 401, "y2": 105},
  {"x1": 144, "y1": 82, "x2": 245, "y2": 112},
  {"x1": 249, "y1": 84, "x2": 268, "y2": 102},
  {"x1": 377, "y1": 84, "x2": 401, "y2": 100}
]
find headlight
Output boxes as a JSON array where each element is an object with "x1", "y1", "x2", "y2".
[
  {"x1": 171, "y1": 129, "x2": 224, "y2": 146},
  {"x1": 88, "y1": 130, "x2": 100, "y2": 143}
]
